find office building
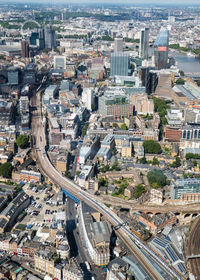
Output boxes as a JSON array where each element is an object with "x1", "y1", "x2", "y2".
[
  {"x1": 171, "y1": 179, "x2": 200, "y2": 199},
  {"x1": 79, "y1": 202, "x2": 111, "y2": 266},
  {"x1": 21, "y1": 40, "x2": 29, "y2": 58},
  {"x1": 114, "y1": 38, "x2": 123, "y2": 52},
  {"x1": 110, "y1": 52, "x2": 130, "y2": 77},
  {"x1": 154, "y1": 29, "x2": 169, "y2": 69},
  {"x1": 39, "y1": 28, "x2": 45, "y2": 49},
  {"x1": 54, "y1": 55, "x2": 66, "y2": 69},
  {"x1": 130, "y1": 94, "x2": 154, "y2": 115},
  {"x1": 7, "y1": 66, "x2": 20, "y2": 85},
  {"x1": 146, "y1": 70, "x2": 158, "y2": 94},
  {"x1": 23, "y1": 63, "x2": 35, "y2": 84},
  {"x1": 45, "y1": 25, "x2": 56, "y2": 49},
  {"x1": 139, "y1": 28, "x2": 149, "y2": 59},
  {"x1": 82, "y1": 88, "x2": 94, "y2": 111},
  {"x1": 30, "y1": 32, "x2": 39, "y2": 46},
  {"x1": 181, "y1": 124, "x2": 200, "y2": 141},
  {"x1": 19, "y1": 96, "x2": 29, "y2": 113},
  {"x1": 99, "y1": 91, "x2": 133, "y2": 118}
]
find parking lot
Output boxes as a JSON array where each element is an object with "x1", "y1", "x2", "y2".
[{"x1": 15, "y1": 183, "x2": 66, "y2": 230}]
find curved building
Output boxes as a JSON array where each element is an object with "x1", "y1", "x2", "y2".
[{"x1": 154, "y1": 29, "x2": 169, "y2": 70}]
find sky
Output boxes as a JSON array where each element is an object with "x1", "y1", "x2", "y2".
[{"x1": 2, "y1": 0, "x2": 200, "y2": 4}]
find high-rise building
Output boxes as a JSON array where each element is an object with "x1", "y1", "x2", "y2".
[
  {"x1": 154, "y1": 28, "x2": 169, "y2": 70},
  {"x1": 139, "y1": 28, "x2": 149, "y2": 60},
  {"x1": 7, "y1": 66, "x2": 20, "y2": 85},
  {"x1": 39, "y1": 28, "x2": 45, "y2": 50},
  {"x1": 82, "y1": 88, "x2": 94, "y2": 111},
  {"x1": 21, "y1": 40, "x2": 29, "y2": 58},
  {"x1": 23, "y1": 63, "x2": 36, "y2": 84},
  {"x1": 44, "y1": 25, "x2": 56, "y2": 49},
  {"x1": 110, "y1": 52, "x2": 130, "y2": 77},
  {"x1": 61, "y1": 11, "x2": 66, "y2": 21},
  {"x1": 114, "y1": 38, "x2": 123, "y2": 52},
  {"x1": 146, "y1": 70, "x2": 158, "y2": 94},
  {"x1": 30, "y1": 32, "x2": 39, "y2": 46},
  {"x1": 54, "y1": 55, "x2": 66, "y2": 69}
]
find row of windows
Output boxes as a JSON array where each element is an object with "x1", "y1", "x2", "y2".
[{"x1": 182, "y1": 129, "x2": 200, "y2": 139}]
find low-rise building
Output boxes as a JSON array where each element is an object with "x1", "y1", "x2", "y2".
[
  {"x1": 171, "y1": 178, "x2": 200, "y2": 200},
  {"x1": 20, "y1": 170, "x2": 41, "y2": 182},
  {"x1": 133, "y1": 212, "x2": 177, "y2": 234},
  {"x1": 0, "y1": 192, "x2": 30, "y2": 233},
  {"x1": 63, "y1": 259, "x2": 84, "y2": 280},
  {"x1": 79, "y1": 202, "x2": 111, "y2": 266},
  {"x1": 78, "y1": 165, "x2": 94, "y2": 189}
]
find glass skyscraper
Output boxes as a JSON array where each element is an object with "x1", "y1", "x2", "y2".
[
  {"x1": 154, "y1": 28, "x2": 169, "y2": 70},
  {"x1": 110, "y1": 52, "x2": 130, "y2": 77},
  {"x1": 139, "y1": 28, "x2": 149, "y2": 60},
  {"x1": 45, "y1": 25, "x2": 56, "y2": 49}
]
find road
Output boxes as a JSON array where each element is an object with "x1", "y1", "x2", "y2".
[
  {"x1": 31, "y1": 89, "x2": 185, "y2": 280},
  {"x1": 66, "y1": 198, "x2": 105, "y2": 280}
]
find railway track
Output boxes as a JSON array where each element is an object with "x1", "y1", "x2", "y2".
[{"x1": 187, "y1": 216, "x2": 200, "y2": 279}]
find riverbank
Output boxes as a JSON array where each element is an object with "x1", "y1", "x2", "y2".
[
  {"x1": 169, "y1": 49, "x2": 200, "y2": 73},
  {"x1": 169, "y1": 44, "x2": 200, "y2": 58}
]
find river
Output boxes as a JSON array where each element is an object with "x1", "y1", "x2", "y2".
[{"x1": 170, "y1": 50, "x2": 200, "y2": 73}]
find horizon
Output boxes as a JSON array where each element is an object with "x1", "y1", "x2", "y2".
[{"x1": 1, "y1": 0, "x2": 200, "y2": 5}]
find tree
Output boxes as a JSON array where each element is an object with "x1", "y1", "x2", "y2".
[
  {"x1": 176, "y1": 78, "x2": 185, "y2": 85},
  {"x1": 134, "y1": 184, "x2": 146, "y2": 199},
  {"x1": 100, "y1": 164, "x2": 110, "y2": 173},
  {"x1": 139, "y1": 157, "x2": 147, "y2": 164},
  {"x1": 147, "y1": 169, "x2": 167, "y2": 188},
  {"x1": 65, "y1": 171, "x2": 72, "y2": 179},
  {"x1": 153, "y1": 97, "x2": 170, "y2": 125},
  {"x1": 193, "y1": 160, "x2": 197, "y2": 167},
  {"x1": 186, "y1": 153, "x2": 200, "y2": 160},
  {"x1": 121, "y1": 123, "x2": 127, "y2": 130},
  {"x1": 16, "y1": 134, "x2": 29, "y2": 149},
  {"x1": 81, "y1": 122, "x2": 89, "y2": 137},
  {"x1": 0, "y1": 162, "x2": 13, "y2": 178},
  {"x1": 171, "y1": 157, "x2": 181, "y2": 168},
  {"x1": 99, "y1": 177, "x2": 108, "y2": 187},
  {"x1": 111, "y1": 160, "x2": 121, "y2": 171},
  {"x1": 152, "y1": 157, "x2": 159, "y2": 166},
  {"x1": 143, "y1": 140, "x2": 162, "y2": 154},
  {"x1": 113, "y1": 123, "x2": 118, "y2": 128},
  {"x1": 197, "y1": 80, "x2": 200, "y2": 87},
  {"x1": 179, "y1": 70, "x2": 184, "y2": 76}
]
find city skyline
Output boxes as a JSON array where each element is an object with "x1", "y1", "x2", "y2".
[
  {"x1": 0, "y1": 2, "x2": 200, "y2": 280},
  {"x1": 1, "y1": 0, "x2": 200, "y2": 4}
]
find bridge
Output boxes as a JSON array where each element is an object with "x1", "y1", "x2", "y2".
[
  {"x1": 100, "y1": 195, "x2": 200, "y2": 223},
  {"x1": 185, "y1": 72, "x2": 200, "y2": 79},
  {"x1": 187, "y1": 254, "x2": 200, "y2": 259}
]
